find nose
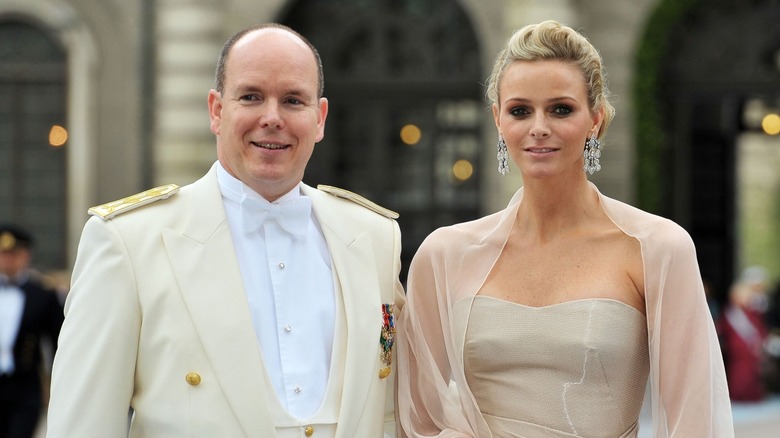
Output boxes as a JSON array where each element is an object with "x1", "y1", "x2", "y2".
[
  {"x1": 530, "y1": 114, "x2": 550, "y2": 138},
  {"x1": 259, "y1": 101, "x2": 283, "y2": 130}
]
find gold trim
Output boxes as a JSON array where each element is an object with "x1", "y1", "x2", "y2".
[
  {"x1": 88, "y1": 184, "x2": 180, "y2": 220},
  {"x1": 317, "y1": 185, "x2": 399, "y2": 219}
]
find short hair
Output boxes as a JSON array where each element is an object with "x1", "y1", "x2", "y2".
[
  {"x1": 214, "y1": 23, "x2": 324, "y2": 98},
  {"x1": 485, "y1": 20, "x2": 615, "y2": 138}
]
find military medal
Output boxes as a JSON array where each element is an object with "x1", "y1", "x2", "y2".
[{"x1": 379, "y1": 303, "x2": 396, "y2": 379}]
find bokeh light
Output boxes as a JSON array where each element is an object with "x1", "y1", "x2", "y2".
[
  {"x1": 400, "y1": 124, "x2": 422, "y2": 145},
  {"x1": 452, "y1": 159, "x2": 473, "y2": 181},
  {"x1": 761, "y1": 113, "x2": 780, "y2": 135},
  {"x1": 49, "y1": 125, "x2": 68, "y2": 147}
]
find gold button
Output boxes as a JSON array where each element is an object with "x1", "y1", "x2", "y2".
[
  {"x1": 378, "y1": 366, "x2": 391, "y2": 379},
  {"x1": 304, "y1": 425, "x2": 314, "y2": 436},
  {"x1": 185, "y1": 372, "x2": 201, "y2": 386}
]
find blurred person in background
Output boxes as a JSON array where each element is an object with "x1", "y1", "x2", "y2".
[
  {"x1": 718, "y1": 267, "x2": 770, "y2": 402},
  {"x1": 0, "y1": 224, "x2": 64, "y2": 438},
  {"x1": 741, "y1": 266, "x2": 770, "y2": 313}
]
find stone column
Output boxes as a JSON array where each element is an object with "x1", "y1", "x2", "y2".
[
  {"x1": 577, "y1": 0, "x2": 660, "y2": 203},
  {"x1": 153, "y1": 0, "x2": 225, "y2": 186}
]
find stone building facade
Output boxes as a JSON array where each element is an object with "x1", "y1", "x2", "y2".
[{"x1": 3, "y1": 0, "x2": 779, "y2": 295}]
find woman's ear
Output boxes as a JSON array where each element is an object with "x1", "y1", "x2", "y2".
[{"x1": 591, "y1": 105, "x2": 605, "y2": 138}]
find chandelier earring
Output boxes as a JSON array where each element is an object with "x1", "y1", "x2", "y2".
[
  {"x1": 497, "y1": 136, "x2": 509, "y2": 176},
  {"x1": 583, "y1": 134, "x2": 602, "y2": 175}
]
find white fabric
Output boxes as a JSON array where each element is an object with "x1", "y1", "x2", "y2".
[
  {"x1": 241, "y1": 192, "x2": 312, "y2": 237},
  {"x1": 397, "y1": 183, "x2": 734, "y2": 437},
  {"x1": 0, "y1": 282, "x2": 25, "y2": 374},
  {"x1": 270, "y1": 269, "x2": 346, "y2": 437},
  {"x1": 217, "y1": 163, "x2": 335, "y2": 419},
  {"x1": 724, "y1": 306, "x2": 761, "y2": 345}
]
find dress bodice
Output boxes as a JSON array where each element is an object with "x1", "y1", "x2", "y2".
[{"x1": 459, "y1": 296, "x2": 649, "y2": 437}]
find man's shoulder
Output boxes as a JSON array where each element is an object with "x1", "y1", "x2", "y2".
[
  {"x1": 87, "y1": 184, "x2": 181, "y2": 221},
  {"x1": 314, "y1": 185, "x2": 398, "y2": 220}
]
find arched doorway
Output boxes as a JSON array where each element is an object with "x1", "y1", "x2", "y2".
[
  {"x1": 637, "y1": 0, "x2": 780, "y2": 302},
  {"x1": 280, "y1": 0, "x2": 483, "y2": 280},
  {"x1": 0, "y1": 18, "x2": 67, "y2": 270}
]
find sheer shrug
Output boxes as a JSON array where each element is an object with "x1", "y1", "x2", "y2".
[{"x1": 396, "y1": 184, "x2": 734, "y2": 437}]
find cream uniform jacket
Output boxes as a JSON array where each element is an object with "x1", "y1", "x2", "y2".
[{"x1": 47, "y1": 165, "x2": 405, "y2": 437}]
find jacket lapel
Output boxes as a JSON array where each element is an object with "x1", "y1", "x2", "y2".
[
  {"x1": 303, "y1": 185, "x2": 382, "y2": 437},
  {"x1": 163, "y1": 166, "x2": 276, "y2": 437}
]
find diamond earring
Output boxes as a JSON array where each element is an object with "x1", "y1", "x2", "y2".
[
  {"x1": 497, "y1": 136, "x2": 509, "y2": 175},
  {"x1": 583, "y1": 134, "x2": 601, "y2": 175}
]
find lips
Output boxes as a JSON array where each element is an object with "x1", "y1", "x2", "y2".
[
  {"x1": 251, "y1": 142, "x2": 289, "y2": 150},
  {"x1": 525, "y1": 147, "x2": 558, "y2": 153}
]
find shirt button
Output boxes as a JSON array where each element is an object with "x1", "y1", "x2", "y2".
[
  {"x1": 294, "y1": 385, "x2": 302, "y2": 394},
  {"x1": 284, "y1": 325, "x2": 292, "y2": 333},
  {"x1": 305, "y1": 425, "x2": 314, "y2": 436},
  {"x1": 278, "y1": 262, "x2": 285, "y2": 269}
]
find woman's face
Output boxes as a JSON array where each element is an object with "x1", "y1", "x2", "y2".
[{"x1": 492, "y1": 59, "x2": 602, "y2": 180}]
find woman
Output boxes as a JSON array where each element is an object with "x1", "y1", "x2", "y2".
[{"x1": 396, "y1": 21, "x2": 733, "y2": 437}]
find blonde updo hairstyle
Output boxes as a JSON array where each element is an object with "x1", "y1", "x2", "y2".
[{"x1": 486, "y1": 20, "x2": 615, "y2": 139}]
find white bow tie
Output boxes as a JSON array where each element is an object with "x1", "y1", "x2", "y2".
[{"x1": 241, "y1": 196, "x2": 312, "y2": 237}]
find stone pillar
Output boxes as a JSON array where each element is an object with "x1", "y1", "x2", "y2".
[
  {"x1": 577, "y1": 0, "x2": 660, "y2": 203},
  {"x1": 505, "y1": 0, "x2": 577, "y2": 28},
  {"x1": 153, "y1": 0, "x2": 225, "y2": 186}
]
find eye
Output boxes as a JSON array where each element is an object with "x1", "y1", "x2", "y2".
[
  {"x1": 286, "y1": 97, "x2": 303, "y2": 105},
  {"x1": 509, "y1": 106, "x2": 530, "y2": 117},
  {"x1": 552, "y1": 105, "x2": 573, "y2": 116},
  {"x1": 239, "y1": 94, "x2": 260, "y2": 102}
]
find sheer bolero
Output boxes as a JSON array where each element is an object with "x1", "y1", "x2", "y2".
[{"x1": 396, "y1": 184, "x2": 734, "y2": 437}]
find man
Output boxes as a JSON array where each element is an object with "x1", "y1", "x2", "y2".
[
  {"x1": 47, "y1": 24, "x2": 404, "y2": 437},
  {"x1": 0, "y1": 224, "x2": 63, "y2": 438}
]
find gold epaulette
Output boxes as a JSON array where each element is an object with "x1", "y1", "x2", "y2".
[
  {"x1": 88, "y1": 184, "x2": 180, "y2": 220},
  {"x1": 317, "y1": 185, "x2": 399, "y2": 219}
]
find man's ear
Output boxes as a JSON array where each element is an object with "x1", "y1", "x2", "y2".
[
  {"x1": 208, "y1": 89, "x2": 223, "y2": 136},
  {"x1": 315, "y1": 97, "x2": 329, "y2": 143}
]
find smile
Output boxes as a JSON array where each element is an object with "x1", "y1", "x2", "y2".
[{"x1": 251, "y1": 142, "x2": 289, "y2": 150}]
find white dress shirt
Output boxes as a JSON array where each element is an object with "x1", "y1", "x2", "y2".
[
  {"x1": 0, "y1": 277, "x2": 25, "y2": 374},
  {"x1": 216, "y1": 162, "x2": 335, "y2": 420}
]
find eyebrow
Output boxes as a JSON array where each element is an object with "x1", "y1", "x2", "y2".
[
  {"x1": 232, "y1": 82, "x2": 313, "y2": 99},
  {"x1": 503, "y1": 96, "x2": 579, "y2": 106}
]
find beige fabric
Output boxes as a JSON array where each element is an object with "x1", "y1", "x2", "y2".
[
  {"x1": 461, "y1": 296, "x2": 648, "y2": 437},
  {"x1": 397, "y1": 184, "x2": 734, "y2": 437}
]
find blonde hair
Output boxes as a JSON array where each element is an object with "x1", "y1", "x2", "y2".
[{"x1": 486, "y1": 20, "x2": 615, "y2": 138}]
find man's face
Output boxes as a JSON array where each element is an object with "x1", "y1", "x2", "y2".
[
  {"x1": 208, "y1": 28, "x2": 328, "y2": 201},
  {"x1": 0, "y1": 248, "x2": 30, "y2": 279}
]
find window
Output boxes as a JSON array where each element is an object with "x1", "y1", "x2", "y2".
[{"x1": 0, "y1": 20, "x2": 67, "y2": 270}]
